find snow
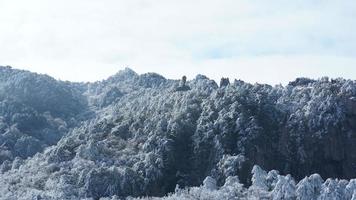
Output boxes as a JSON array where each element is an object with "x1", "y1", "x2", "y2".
[{"x1": 0, "y1": 66, "x2": 356, "y2": 199}]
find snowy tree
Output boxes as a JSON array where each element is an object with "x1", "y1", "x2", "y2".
[
  {"x1": 266, "y1": 170, "x2": 280, "y2": 191},
  {"x1": 248, "y1": 165, "x2": 269, "y2": 199},
  {"x1": 271, "y1": 175, "x2": 297, "y2": 200},
  {"x1": 251, "y1": 165, "x2": 268, "y2": 190},
  {"x1": 318, "y1": 179, "x2": 348, "y2": 200},
  {"x1": 0, "y1": 66, "x2": 356, "y2": 199},
  {"x1": 296, "y1": 174, "x2": 323, "y2": 200},
  {"x1": 203, "y1": 176, "x2": 217, "y2": 191},
  {"x1": 346, "y1": 180, "x2": 356, "y2": 200}
]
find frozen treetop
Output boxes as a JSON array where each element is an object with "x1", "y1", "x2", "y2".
[{"x1": 0, "y1": 66, "x2": 355, "y2": 199}]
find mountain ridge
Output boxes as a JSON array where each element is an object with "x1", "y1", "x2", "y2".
[{"x1": 0, "y1": 65, "x2": 356, "y2": 199}]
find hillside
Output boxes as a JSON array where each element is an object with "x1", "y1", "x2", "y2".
[{"x1": 0, "y1": 66, "x2": 355, "y2": 199}]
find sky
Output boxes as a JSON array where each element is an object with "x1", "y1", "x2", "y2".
[{"x1": 0, "y1": 0, "x2": 356, "y2": 85}]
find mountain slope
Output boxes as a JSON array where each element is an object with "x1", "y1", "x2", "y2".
[
  {"x1": 0, "y1": 66, "x2": 355, "y2": 199},
  {"x1": 0, "y1": 66, "x2": 91, "y2": 164}
]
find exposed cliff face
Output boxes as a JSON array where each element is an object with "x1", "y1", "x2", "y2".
[{"x1": 0, "y1": 66, "x2": 355, "y2": 199}]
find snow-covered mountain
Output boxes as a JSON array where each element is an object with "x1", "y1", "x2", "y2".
[{"x1": 0, "y1": 66, "x2": 355, "y2": 199}]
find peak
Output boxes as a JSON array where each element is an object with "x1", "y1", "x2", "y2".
[
  {"x1": 0, "y1": 65, "x2": 12, "y2": 69},
  {"x1": 0, "y1": 66, "x2": 34, "y2": 81},
  {"x1": 108, "y1": 68, "x2": 139, "y2": 82},
  {"x1": 138, "y1": 72, "x2": 167, "y2": 88},
  {"x1": 122, "y1": 67, "x2": 136, "y2": 73},
  {"x1": 288, "y1": 77, "x2": 316, "y2": 87},
  {"x1": 117, "y1": 67, "x2": 138, "y2": 76},
  {"x1": 140, "y1": 72, "x2": 165, "y2": 79},
  {"x1": 194, "y1": 74, "x2": 209, "y2": 80},
  {"x1": 0, "y1": 65, "x2": 16, "y2": 74}
]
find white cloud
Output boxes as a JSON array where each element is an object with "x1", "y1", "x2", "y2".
[{"x1": 0, "y1": 0, "x2": 355, "y2": 84}]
